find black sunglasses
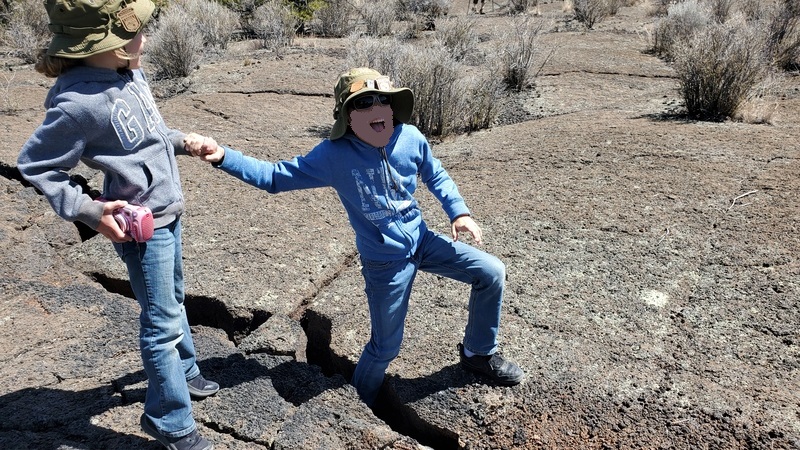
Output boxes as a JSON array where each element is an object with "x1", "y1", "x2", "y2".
[{"x1": 352, "y1": 94, "x2": 391, "y2": 110}]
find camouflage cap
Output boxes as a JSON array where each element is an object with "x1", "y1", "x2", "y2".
[
  {"x1": 45, "y1": 0, "x2": 156, "y2": 58},
  {"x1": 330, "y1": 68, "x2": 414, "y2": 141}
]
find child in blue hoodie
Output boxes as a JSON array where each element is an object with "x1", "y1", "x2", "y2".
[
  {"x1": 17, "y1": 0, "x2": 217, "y2": 448},
  {"x1": 185, "y1": 67, "x2": 524, "y2": 406}
]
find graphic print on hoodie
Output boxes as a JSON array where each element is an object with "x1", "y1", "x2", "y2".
[{"x1": 352, "y1": 161, "x2": 416, "y2": 228}]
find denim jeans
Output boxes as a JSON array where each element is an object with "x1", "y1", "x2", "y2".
[
  {"x1": 351, "y1": 228, "x2": 506, "y2": 406},
  {"x1": 114, "y1": 218, "x2": 200, "y2": 438}
]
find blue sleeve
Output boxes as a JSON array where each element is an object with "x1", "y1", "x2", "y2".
[{"x1": 216, "y1": 145, "x2": 330, "y2": 193}]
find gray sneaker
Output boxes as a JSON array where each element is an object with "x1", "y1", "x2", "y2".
[
  {"x1": 140, "y1": 414, "x2": 213, "y2": 450},
  {"x1": 458, "y1": 343, "x2": 525, "y2": 385},
  {"x1": 187, "y1": 374, "x2": 219, "y2": 398}
]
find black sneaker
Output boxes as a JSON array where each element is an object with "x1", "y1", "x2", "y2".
[
  {"x1": 187, "y1": 374, "x2": 219, "y2": 398},
  {"x1": 458, "y1": 343, "x2": 525, "y2": 385},
  {"x1": 140, "y1": 414, "x2": 213, "y2": 450}
]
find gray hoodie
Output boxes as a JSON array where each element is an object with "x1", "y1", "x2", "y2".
[{"x1": 17, "y1": 66, "x2": 187, "y2": 230}]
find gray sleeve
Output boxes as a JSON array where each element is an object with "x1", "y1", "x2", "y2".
[{"x1": 17, "y1": 107, "x2": 102, "y2": 229}]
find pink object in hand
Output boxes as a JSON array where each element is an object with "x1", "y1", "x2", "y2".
[{"x1": 113, "y1": 204, "x2": 154, "y2": 242}]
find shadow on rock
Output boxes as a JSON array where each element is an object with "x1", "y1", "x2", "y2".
[
  {"x1": 0, "y1": 381, "x2": 150, "y2": 449},
  {"x1": 0, "y1": 353, "x2": 346, "y2": 449}
]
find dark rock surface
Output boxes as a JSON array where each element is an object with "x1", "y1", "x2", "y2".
[{"x1": 2, "y1": 1, "x2": 799, "y2": 449}]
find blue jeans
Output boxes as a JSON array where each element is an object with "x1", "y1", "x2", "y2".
[
  {"x1": 114, "y1": 219, "x2": 200, "y2": 438},
  {"x1": 351, "y1": 228, "x2": 506, "y2": 406}
]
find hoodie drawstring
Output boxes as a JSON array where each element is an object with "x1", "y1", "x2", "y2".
[{"x1": 379, "y1": 147, "x2": 399, "y2": 191}]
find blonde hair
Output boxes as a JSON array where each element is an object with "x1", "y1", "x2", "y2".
[
  {"x1": 115, "y1": 45, "x2": 140, "y2": 63},
  {"x1": 34, "y1": 49, "x2": 81, "y2": 78},
  {"x1": 34, "y1": 41, "x2": 140, "y2": 77}
]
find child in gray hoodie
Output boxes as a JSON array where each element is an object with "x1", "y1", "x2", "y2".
[{"x1": 17, "y1": 0, "x2": 217, "y2": 448}]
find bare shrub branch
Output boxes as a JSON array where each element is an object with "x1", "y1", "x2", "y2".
[
  {"x1": 0, "y1": 67, "x2": 19, "y2": 113},
  {"x1": 672, "y1": 20, "x2": 768, "y2": 121},
  {"x1": 359, "y1": 0, "x2": 397, "y2": 37},
  {"x1": 496, "y1": 15, "x2": 545, "y2": 91},
  {"x1": 146, "y1": 8, "x2": 205, "y2": 78},
  {"x1": 251, "y1": 0, "x2": 300, "y2": 56},
  {"x1": 648, "y1": 0, "x2": 712, "y2": 60},
  {"x1": 572, "y1": 0, "x2": 611, "y2": 29},
  {"x1": 765, "y1": 0, "x2": 800, "y2": 70},
  {"x1": 345, "y1": 35, "x2": 502, "y2": 137},
  {"x1": 174, "y1": 0, "x2": 239, "y2": 50},
  {"x1": 0, "y1": 0, "x2": 49, "y2": 63},
  {"x1": 313, "y1": 0, "x2": 358, "y2": 37},
  {"x1": 433, "y1": 15, "x2": 479, "y2": 62}
]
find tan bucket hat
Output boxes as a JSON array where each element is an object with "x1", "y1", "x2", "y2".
[
  {"x1": 45, "y1": 0, "x2": 156, "y2": 58},
  {"x1": 330, "y1": 68, "x2": 414, "y2": 141}
]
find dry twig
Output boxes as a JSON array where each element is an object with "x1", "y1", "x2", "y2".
[{"x1": 728, "y1": 190, "x2": 758, "y2": 211}]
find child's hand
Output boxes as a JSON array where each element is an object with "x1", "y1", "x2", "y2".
[
  {"x1": 183, "y1": 133, "x2": 217, "y2": 156},
  {"x1": 200, "y1": 144, "x2": 225, "y2": 164},
  {"x1": 452, "y1": 215, "x2": 483, "y2": 245},
  {"x1": 183, "y1": 133, "x2": 225, "y2": 164},
  {"x1": 96, "y1": 200, "x2": 131, "y2": 243}
]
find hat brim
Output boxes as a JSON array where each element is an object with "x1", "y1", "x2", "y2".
[
  {"x1": 48, "y1": 0, "x2": 155, "y2": 58},
  {"x1": 330, "y1": 87, "x2": 414, "y2": 141}
]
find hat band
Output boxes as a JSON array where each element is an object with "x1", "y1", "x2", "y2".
[
  {"x1": 349, "y1": 76, "x2": 393, "y2": 93},
  {"x1": 47, "y1": 3, "x2": 141, "y2": 37},
  {"x1": 49, "y1": 23, "x2": 108, "y2": 35}
]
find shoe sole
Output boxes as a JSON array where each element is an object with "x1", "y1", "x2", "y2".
[
  {"x1": 187, "y1": 385, "x2": 219, "y2": 398},
  {"x1": 140, "y1": 414, "x2": 214, "y2": 450}
]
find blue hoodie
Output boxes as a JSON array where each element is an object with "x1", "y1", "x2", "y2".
[
  {"x1": 17, "y1": 66, "x2": 187, "y2": 230},
  {"x1": 216, "y1": 124, "x2": 471, "y2": 261}
]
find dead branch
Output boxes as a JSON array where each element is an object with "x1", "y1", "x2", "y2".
[{"x1": 728, "y1": 190, "x2": 758, "y2": 211}]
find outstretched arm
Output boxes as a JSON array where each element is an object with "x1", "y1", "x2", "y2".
[{"x1": 183, "y1": 133, "x2": 332, "y2": 193}]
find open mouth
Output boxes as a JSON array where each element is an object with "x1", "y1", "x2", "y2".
[{"x1": 370, "y1": 119, "x2": 386, "y2": 132}]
